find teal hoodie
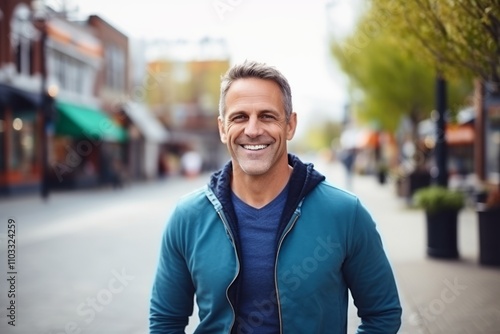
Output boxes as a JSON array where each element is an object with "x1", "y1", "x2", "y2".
[{"x1": 150, "y1": 154, "x2": 402, "y2": 333}]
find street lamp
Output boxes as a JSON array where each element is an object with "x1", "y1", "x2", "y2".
[
  {"x1": 32, "y1": 0, "x2": 53, "y2": 200},
  {"x1": 434, "y1": 74, "x2": 448, "y2": 188}
]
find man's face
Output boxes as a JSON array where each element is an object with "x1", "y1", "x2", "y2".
[{"x1": 218, "y1": 78, "x2": 297, "y2": 176}]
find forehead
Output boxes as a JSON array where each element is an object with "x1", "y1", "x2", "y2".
[{"x1": 225, "y1": 78, "x2": 283, "y2": 111}]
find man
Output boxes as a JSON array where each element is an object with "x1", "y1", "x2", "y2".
[{"x1": 150, "y1": 60, "x2": 402, "y2": 333}]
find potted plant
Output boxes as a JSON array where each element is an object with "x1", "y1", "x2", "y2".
[
  {"x1": 413, "y1": 186, "x2": 465, "y2": 259},
  {"x1": 477, "y1": 187, "x2": 500, "y2": 266}
]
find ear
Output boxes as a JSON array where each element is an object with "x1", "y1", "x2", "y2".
[
  {"x1": 286, "y1": 112, "x2": 297, "y2": 141},
  {"x1": 218, "y1": 116, "x2": 227, "y2": 144}
]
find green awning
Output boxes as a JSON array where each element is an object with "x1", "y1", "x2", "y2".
[{"x1": 55, "y1": 101, "x2": 127, "y2": 142}]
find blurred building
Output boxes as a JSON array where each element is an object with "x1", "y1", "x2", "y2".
[
  {"x1": 417, "y1": 112, "x2": 475, "y2": 191},
  {"x1": 145, "y1": 38, "x2": 230, "y2": 173},
  {"x1": 88, "y1": 15, "x2": 169, "y2": 182},
  {"x1": 0, "y1": 1, "x2": 171, "y2": 197},
  {"x1": 0, "y1": 0, "x2": 45, "y2": 195},
  {"x1": 474, "y1": 81, "x2": 500, "y2": 187}
]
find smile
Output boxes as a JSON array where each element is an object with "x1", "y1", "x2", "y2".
[{"x1": 242, "y1": 144, "x2": 269, "y2": 151}]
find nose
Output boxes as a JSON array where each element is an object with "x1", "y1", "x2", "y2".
[{"x1": 244, "y1": 115, "x2": 263, "y2": 138}]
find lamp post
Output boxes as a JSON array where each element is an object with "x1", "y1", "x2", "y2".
[
  {"x1": 434, "y1": 74, "x2": 448, "y2": 187},
  {"x1": 33, "y1": 0, "x2": 51, "y2": 200}
]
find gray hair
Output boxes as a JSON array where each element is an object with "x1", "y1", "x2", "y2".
[{"x1": 218, "y1": 60, "x2": 293, "y2": 121}]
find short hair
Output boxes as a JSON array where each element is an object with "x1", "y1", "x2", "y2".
[{"x1": 218, "y1": 60, "x2": 293, "y2": 121}]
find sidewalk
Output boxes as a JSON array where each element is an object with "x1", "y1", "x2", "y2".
[{"x1": 316, "y1": 160, "x2": 500, "y2": 334}]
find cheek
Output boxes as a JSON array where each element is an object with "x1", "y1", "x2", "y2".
[{"x1": 225, "y1": 124, "x2": 242, "y2": 140}]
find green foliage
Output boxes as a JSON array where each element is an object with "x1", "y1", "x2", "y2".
[
  {"x1": 301, "y1": 121, "x2": 343, "y2": 151},
  {"x1": 370, "y1": 0, "x2": 500, "y2": 82},
  {"x1": 413, "y1": 186, "x2": 465, "y2": 214},
  {"x1": 330, "y1": 3, "x2": 472, "y2": 132}
]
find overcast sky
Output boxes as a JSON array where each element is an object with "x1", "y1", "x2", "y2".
[{"x1": 67, "y1": 0, "x2": 362, "y2": 136}]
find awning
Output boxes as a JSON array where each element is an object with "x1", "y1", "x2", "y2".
[
  {"x1": 55, "y1": 101, "x2": 127, "y2": 142},
  {"x1": 446, "y1": 124, "x2": 474, "y2": 145},
  {"x1": 419, "y1": 119, "x2": 474, "y2": 146},
  {"x1": 122, "y1": 102, "x2": 169, "y2": 143},
  {"x1": 0, "y1": 83, "x2": 42, "y2": 109}
]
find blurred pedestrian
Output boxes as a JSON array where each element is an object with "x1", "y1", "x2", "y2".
[
  {"x1": 180, "y1": 150, "x2": 202, "y2": 178},
  {"x1": 150, "y1": 60, "x2": 401, "y2": 333},
  {"x1": 339, "y1": 147, "x2": 357, "y2": 190}
]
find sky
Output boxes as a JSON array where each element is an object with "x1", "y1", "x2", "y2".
[{"x1": 63, "y1": 0, "x2": 363, "y2": 137}]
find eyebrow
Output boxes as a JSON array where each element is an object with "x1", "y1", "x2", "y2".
[{"x1": 227, "y1": 108, "x2": 281, "y2": 117}]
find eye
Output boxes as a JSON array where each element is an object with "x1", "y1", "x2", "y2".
[
  {"x1": 231, "y1": 114, "x2": 247, "y2": 122},
  {"x1": 261, "y1": 114, "x2": 276, "y2": 120}
]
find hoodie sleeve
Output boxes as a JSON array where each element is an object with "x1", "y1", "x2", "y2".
[
  {"x1": 150, "y1": 207, "x2": 195, "y2": 334},
  {"x1": 342, "y1": 199, "x2": 402, "y2": 333}
]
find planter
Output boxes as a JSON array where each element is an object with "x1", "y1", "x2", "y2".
[
  {"x1": 377, "y1": 170, "x2": 387, "y2": 185},
  {"x1": 478, "y1": 208, "x2": 500, "y2": 266},
  {"x1": 426, "y1": 210, "x2": 459, "y2": 259}
]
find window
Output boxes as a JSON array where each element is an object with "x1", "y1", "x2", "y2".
[
  {"x1": 8, "y1": 111, "x2": 37, "y2": 175},
  {"x1": 10, "y1": 4, "x2": 37, "y2": 76},
  {"x1": 106, "y1": 45, "x2": 125, "y2": 92},
  {"x1": 51, "y1": 50, "x2": 88, "y2": 95}
]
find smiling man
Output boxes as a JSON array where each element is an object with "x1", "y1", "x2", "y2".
[{"x1": 150, "y1": 60, "x2": 402, "y2": 334}]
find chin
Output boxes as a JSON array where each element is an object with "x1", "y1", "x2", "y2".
[{"x1": 237, "y1": 160, "x2": 272, "y2": 176}]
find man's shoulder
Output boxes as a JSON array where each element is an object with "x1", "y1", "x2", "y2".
[
  {"x1": 170, "y1": 185, "x2": 214, "y2": 217},
  {"x1": 313, "y1": 180, "x2": 359, "y2": 203},
  {"x1": 176, "y1": 185, "x2": 210, "y2": 207}
]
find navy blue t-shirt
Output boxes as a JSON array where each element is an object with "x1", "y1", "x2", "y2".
[{"x1": 232, "y1": 185, "x2": 288, "y2": 334}]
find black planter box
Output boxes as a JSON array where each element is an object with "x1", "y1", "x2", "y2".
[
  {"x1": 426, "y1": 210, "x2": 459, "y2": 259},
  {"x1": 377, "y1": 171, "x2": 387, "y2": 185},
  {"x1": 478, "y1": 208, "x2": 500, "y2": 266}
]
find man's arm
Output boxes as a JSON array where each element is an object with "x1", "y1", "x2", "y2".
[
  {"x1": 342, "y1": 199, "x2": 402, "y2": 333},
  {"x1": 150, "y1": 209, "x2": 195, "y2": 334}
]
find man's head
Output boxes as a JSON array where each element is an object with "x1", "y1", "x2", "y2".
[
  {"x1": 219, "y1": 60, "x2": 293, "y2": 122},
  {"x1": 218, "y1": 61, "x2": 297, "y2": 177}
]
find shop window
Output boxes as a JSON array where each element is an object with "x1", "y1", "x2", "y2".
[{"x1": 8, "y1": 111, "x2": 37, "y2": 175}]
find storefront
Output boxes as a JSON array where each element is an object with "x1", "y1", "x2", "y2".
[
  {"x1": 49, "y1": 100, "x2": 127, "y2": 189},
  {"x1": 0, "y1": 83, "x2": 43, "y2": 196},
  {"x1": 121, "y1": 102, "x2": 169, "y2": 180}
]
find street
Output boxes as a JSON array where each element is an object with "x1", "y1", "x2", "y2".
[
  {"x1": 1, "y1": 159, "x2": 499, "y2": 334},
  {"x1": 0, "y1": 176, "x2": 207, "y2": 334}
]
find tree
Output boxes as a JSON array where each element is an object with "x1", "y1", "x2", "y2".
[
  {"x1": 331, "y1": 5, "x2": 471, "y2": 133},
  {"x1": 331, "y1": 2, "x2": 473, "y2": 180},
  {"x1": 370, "y1": 0, "x2": 500, "y2": 82}
]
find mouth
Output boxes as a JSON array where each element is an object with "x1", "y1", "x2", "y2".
[{"x1": 241, "y1": 144, "x2": 269, "y2": 151}]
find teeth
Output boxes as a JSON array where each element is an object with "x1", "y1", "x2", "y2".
[{"x1": 243, "y1": 144, "x2": 268, "y2": 151}]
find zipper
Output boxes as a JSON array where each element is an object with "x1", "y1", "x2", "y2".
[
  {"x1": 217, "y1": 210, "x2": 240, "y2": 333},
  {"x1": 274, "y1": 211, "x2": 301, "y2": 334}
]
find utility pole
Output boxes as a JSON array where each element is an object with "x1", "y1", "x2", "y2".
[{"x1": 33, "y1": 0, "x2": 51, "y2": 200}]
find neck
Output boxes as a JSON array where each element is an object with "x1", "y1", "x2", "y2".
[{"x1": 231, "y1": 159, "x2": 292, "y2": 209}]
